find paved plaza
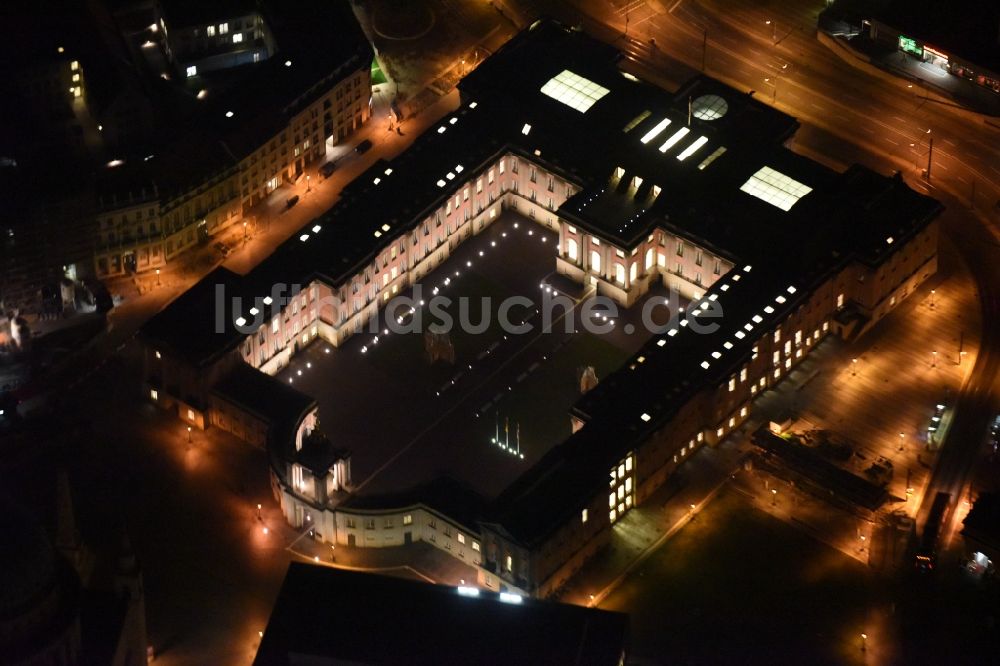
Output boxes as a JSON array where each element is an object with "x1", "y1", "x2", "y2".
[{"x1": 277, "y1": 212, "x2": 667, "y2": 501}]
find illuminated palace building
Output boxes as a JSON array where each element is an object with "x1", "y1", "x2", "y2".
[{"x1": 141, "y1": 22, "x2": 941, "y2": 597}]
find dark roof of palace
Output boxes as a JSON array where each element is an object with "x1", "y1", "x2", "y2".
[
  {"x1": 255, "y1": 563, "x2": 628, "y2": 666},
  {"x1": 145, "y1": 20, "x2": 943, "y2": 547},
  {"x1": 339, "y1": 476, "x2": 489, "y2": 532},
  {"x1": 212, "y1": 363, "x2": 316, "y2": 433}
]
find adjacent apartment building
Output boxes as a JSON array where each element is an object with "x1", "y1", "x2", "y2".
[{"x1": 93, "y1": 0, "x2": 373, "y2": 278}]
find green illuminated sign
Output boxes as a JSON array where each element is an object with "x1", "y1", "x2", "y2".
[{"x1": 899, "y1": 36, "x2": 923, "y2": 57}]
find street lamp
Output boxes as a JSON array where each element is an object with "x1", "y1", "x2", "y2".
[
  {"x1": 932, "y1": 350, "x2": 938, "y2": 368},
  {"x1": 306, "y1": 175, "x2": 311, "y2": 193},
  {"x1": 243, "y1": 221, "x2": 248, "y2": 242},
  {"x1": 898, "y1": 431, "x2": 905, "y2": 452},
  {"x1": 187, "y1": 425, "x2": 192, "y2": 443},
  {"x1": 852, "y1": 358, "x2": 858, "y2": 376},
  {"x1": 929, "y1": 289, "x2": 936, "y2": 309},
  {"x1": 861, "y1": 633, "x2": 868, "y2": 652},
  {"x1": 771, "y1": 488, "x2": 778, "y2": 506},
  {"x1": 764, "y1": 18, "x2": 776, "y2": 43},
  {"x1": 155, "y1": 268, "x2": 160, "y2": 286},
  {"x1": 256, "y1": 503, "x2": 262, "y2": 520}
]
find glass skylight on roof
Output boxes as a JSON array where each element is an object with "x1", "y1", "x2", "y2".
[
  {"x1": 640, "y1": 118, "x2": 671, "y2": 144},
  {"x1": 677, "y1": 136, "x2": 709, "y2": 161},
  {"x1": 658, "y1": 127, "x2": 690, "y2": 153},
  {"x1": 691, "y1": 94, "x2": 729, "y2": 121},
  {"x1": 697, "y1": 146, "x2": 727, "y2": 170},
  {"x1": 739, "y1": 166, "x2": 813, "y2": 211},
  {"x1": 623, "y1": 110, "x2": 651, "y2": 132},
  {"x1": 540, "y1": 70, "x2": 610, "y2": 113}
]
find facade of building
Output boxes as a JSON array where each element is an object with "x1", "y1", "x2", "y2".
[{"x1": 139, "y1": 21, "x2": 943, "y2": 598}]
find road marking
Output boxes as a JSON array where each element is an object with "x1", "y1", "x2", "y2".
[
  {"x1": 668, "y1": 0, "x2": 684, "y2": 13},
  {"x1": 860, "y1": 126, "x2": 875, "y2": 134},
  {"x1": 884, "y1": 137, "x2": 900, "y2": 145}
]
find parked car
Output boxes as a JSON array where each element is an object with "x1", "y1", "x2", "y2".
[
  {"x1": 286, "y1": 195, "x2": 300, "y2": 209},
  {"x1": 320, "y1": 161, "x2": 337, "y2": 178},
  {"x1": 355, "y1": 139, "x2": 373, "y2": 154},
  {"x1": 214, "y1": 241, "x2": 231, "y2": 257}
]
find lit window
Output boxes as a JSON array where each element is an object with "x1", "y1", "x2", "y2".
[
  {"x1": 402, "y1": 514, "x2": 413, "y2": 525},
  {"x1": 539, "y1": 70, "x2": 610, "y2": 113},
  {"x1": 155, "y1": 350, "x2": 162, "y2": 359},
  {"x1": 70, "y1": 60, "x2": 79, "y2": 71},
  {"x1": 457, "y1": 533, "x2": 465, "y2": 544},
  {"x1": 207, "y1": 25, "x2": 215, "y2": 36},
  {"x1": 521, "y1": 123, "x2": 532, "y2": 135},
  {"x1": 72, "y1": 73, "x2": 79, "y2": 82},
  {"x1": 186, "y1": 65, "x2": 197, "y2": 78},
  {"x1": 150, "y1": 389, "x2": 158, "y2": 401},
  {"x1": 187, "y1": 409, "x2": 195, "y2": 421},
  {"x1": 740, "y1": 166, "x2": 813, "y2": 211},
  {"x1": 232, "y1": 33, "x2": 243, "y2": 44},
  {"x1": 472, "y1": 541, "x2": 480, "y2": 552},
  {"x1": 505, "y1": 555, "x2": 512, "y2": 572},
  {"x1": 218, "y1": 22, "x2": 229, "y2": 34},
  {"x1": 581, "y1": 508, "x2": 588, "y2": 524}
]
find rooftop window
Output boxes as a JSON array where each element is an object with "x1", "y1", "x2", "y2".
[
  {"x1": 697, "y1": 146, "x2": 727, "y2": 170},
  {"x1": 691, "y1": 94, "x2": 728, "y2": 121},
  {"x1": 739, "y1": 166, "x2": 812, "y2": 211},
  {"x1": 540, "y1": 70, "x2": 610, "y2": 113},
  {"x1": 640, "y1": 118, "x2": 671, "y2": 144},
  {"x1": 658, "y1": 127, "x2": 690, "y2": 153},
  {"x1": 677, "y1": 136, "x2": 709, "y2": 161}
]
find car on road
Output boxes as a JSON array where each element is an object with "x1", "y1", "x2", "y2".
[
  {"x1": 286, "y1": 194, "x2": 300, "y2": 209},
  {"x1": 320, "y1": 161, "x2": 337, "y2": 178},
  {"x1": 214, "y1": 241, "x2": 231, "y2": 257},
  {"x1": 355, "y1": 139, "x2": 372, "y2": 154}
]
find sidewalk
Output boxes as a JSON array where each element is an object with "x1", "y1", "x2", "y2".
[
  {"x1": 818, "y1": 31, "x2": 1000, "y2": 118},
  {"x1": 558, "y1": 433, "x2": 752, "y2": 607}
]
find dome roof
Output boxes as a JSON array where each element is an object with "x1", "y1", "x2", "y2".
[{"x1": 0, "y1": 499, "x2": 57, "y2": 618}]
